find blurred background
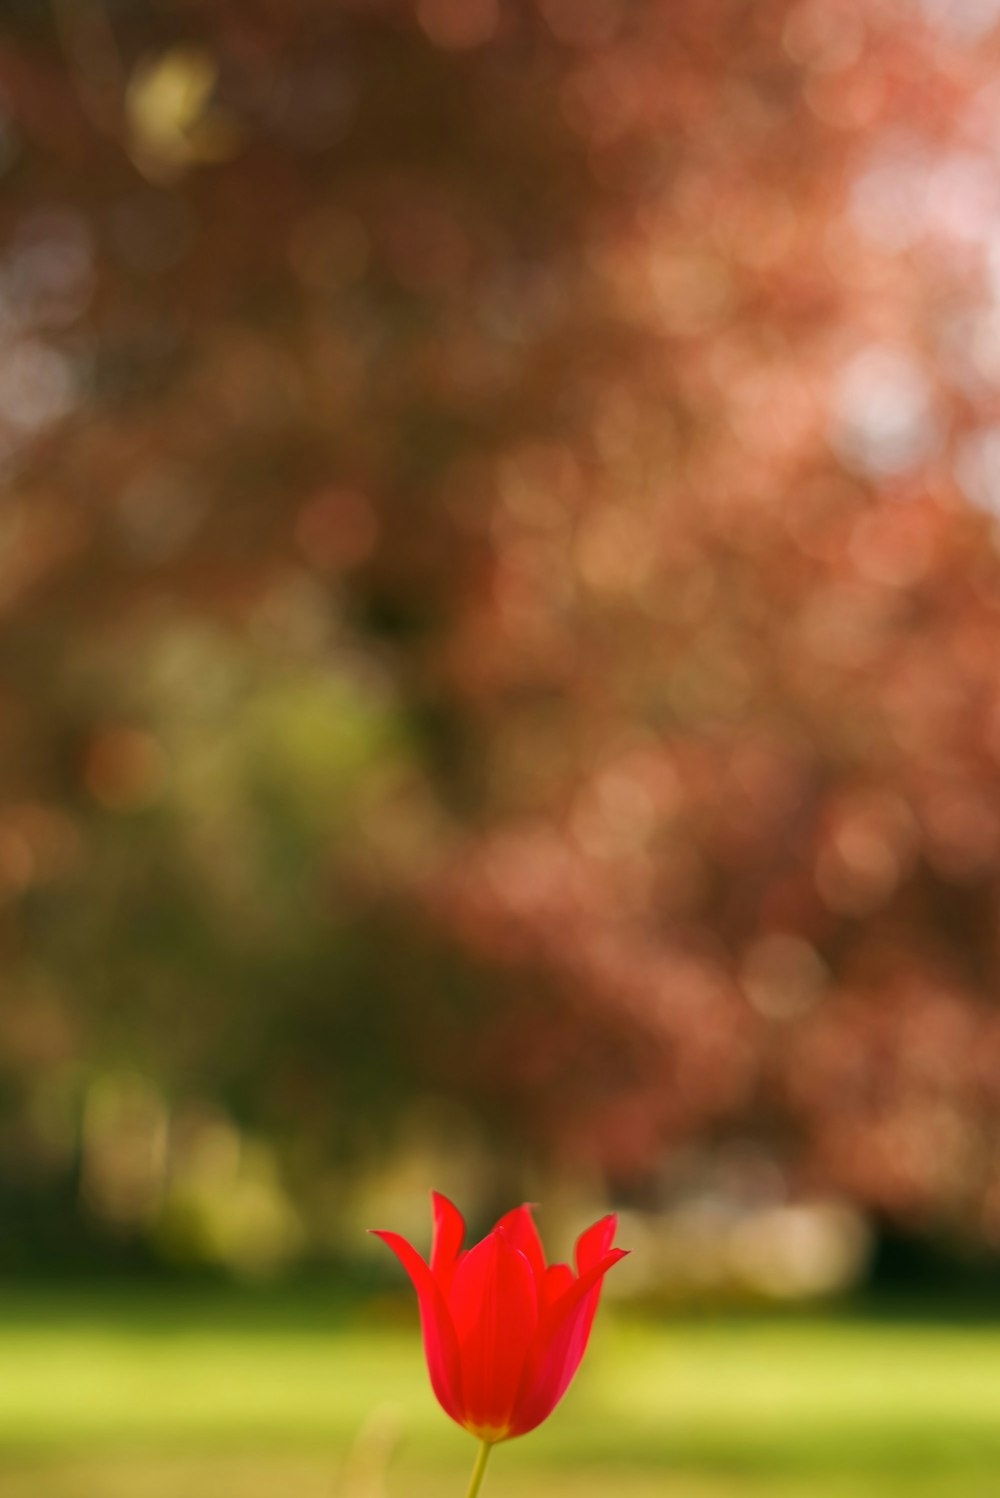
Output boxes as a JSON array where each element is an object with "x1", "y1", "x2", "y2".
[{"x1": 2, "y1": 0, "x2": 1000, "y2": 1493}]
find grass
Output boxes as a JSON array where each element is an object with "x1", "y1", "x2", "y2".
[{"x1": 0, "y1": 1286, "x2": 999, "y2": 1496}]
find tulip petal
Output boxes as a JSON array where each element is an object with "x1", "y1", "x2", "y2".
[
  {"x1": 448, "y1": 1226, "x2": 539, "y2": 1437},
  {"x1": 575, "y1": 1213, "x2": 618, "y2": 1274},
  {"x1": 570, "y1": 1233, "x2": 624, "y2": 1377},
  {"x1": 541, "y1": 1262, "x2": 574, "y2": 1310},
  {"x1": 509, "y1": 1245, "x2": 627, "y2": 1438},
  {"x1": 494, "y1": 1204, "x2": 546, "y2": 1283},
  {"x1": 370, "y1": 1230, "x2": 465, "y2": 1425},
  {"x1": 431, "y1": 1191, "x2": 466, "y2": 1290}
]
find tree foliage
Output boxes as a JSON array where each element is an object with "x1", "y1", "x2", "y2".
[{"x1": 1, "y1": 0, "x2": 1000, "y2": 1259}]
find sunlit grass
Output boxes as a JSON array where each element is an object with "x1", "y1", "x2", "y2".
[{"x1": 0, "y1": 1287, "x2": 999, "y2": 1497}]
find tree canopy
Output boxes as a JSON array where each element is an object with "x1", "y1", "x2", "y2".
[{"x1": 2, "y1": 0, "x2": 1000, "y2": 1265}]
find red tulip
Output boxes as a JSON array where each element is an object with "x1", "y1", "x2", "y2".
[{"x1": 371, "y1": 1192, "x2": 627, "y2": 1445}]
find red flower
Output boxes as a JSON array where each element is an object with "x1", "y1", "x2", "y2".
[{"x1": 371, "y1": 1192, "x2": 627, "y2": 1443}]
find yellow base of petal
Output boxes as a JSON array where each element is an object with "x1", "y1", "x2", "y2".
[{"x1": 464, "y1": 1422, "x2": 509, "y2": 1444}]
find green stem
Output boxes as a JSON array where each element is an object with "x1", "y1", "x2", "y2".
[{"x1": 464, "y1": 1440, "x2": 492, "y2": 1498}]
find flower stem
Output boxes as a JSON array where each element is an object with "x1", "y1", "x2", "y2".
[{"x1": 464, "y1": 1439, "x2": 492, "y2": 1498}]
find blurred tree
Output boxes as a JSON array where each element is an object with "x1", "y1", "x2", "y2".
[{"x1": 1, "y1": 0, "x2": 1000, "y2": 1264}]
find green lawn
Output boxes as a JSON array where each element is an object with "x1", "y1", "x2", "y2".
[{"x1": 0, "y1": 1288, "x2": 998, "y2": 1497}]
